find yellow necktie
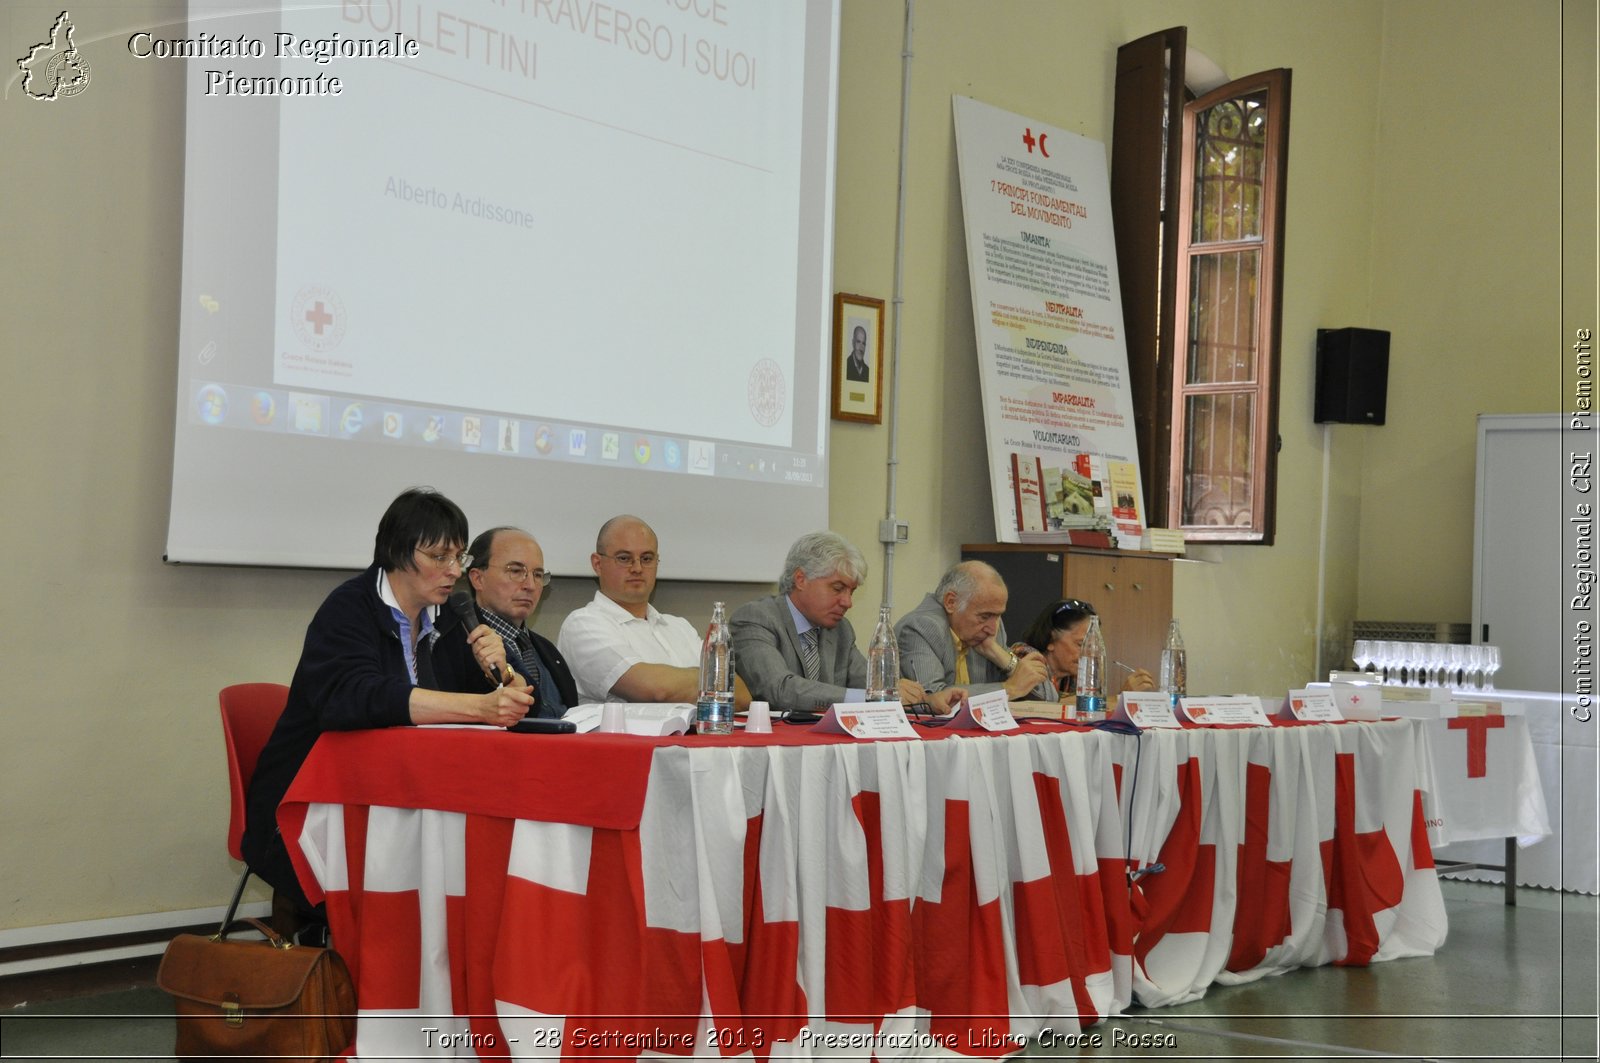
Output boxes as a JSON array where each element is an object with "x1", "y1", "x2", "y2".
[{"x1": 952, "y1": 630, "x2": 969, "y2": 686}]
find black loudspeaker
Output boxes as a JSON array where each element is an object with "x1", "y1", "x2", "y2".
[{"x1": 1314, "y1": 327, "x2": 1390, "y2": 425}]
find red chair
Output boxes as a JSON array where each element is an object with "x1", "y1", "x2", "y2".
[{"x1": 218, "y1": 683, "x2": 290, "y2": 930}]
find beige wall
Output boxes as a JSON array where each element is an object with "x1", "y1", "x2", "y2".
[
  {"x1": 1360, "y1": 0, "x2": 1565, "y2": 622},
  {"x1": 0, "y1": 0, "x2": 1583, "y2": 929},
  {"x1": 829, "y1": 0, "x2": 1394, "y2": 692}
]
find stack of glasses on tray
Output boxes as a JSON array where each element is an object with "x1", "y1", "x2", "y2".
[{"x1": 1350, "y1": 640, "x2": 1501, "y2": 691}]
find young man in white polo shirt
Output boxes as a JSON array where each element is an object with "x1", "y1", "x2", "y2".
[{"x1": 558, "y1": 514, "x2": 750, "y2": 707}]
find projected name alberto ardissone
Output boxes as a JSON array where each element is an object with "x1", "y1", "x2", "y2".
[
  {"x1": 383, "y1": 177, "x2": 536, "y2": 228},
  {"x1": 341, "y1": 0, "x2": 760, "y2": 89}
]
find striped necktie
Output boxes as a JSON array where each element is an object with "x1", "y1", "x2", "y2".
[
  {"x1": 800, "y1": 628, "x2": 821, "y2": 680},
  {"x1": 951, "y1": 630, "x2": 969, "y2": 686}
]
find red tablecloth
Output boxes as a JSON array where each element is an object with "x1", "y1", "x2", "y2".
[{"x1": 280, "y1": 718, "x2": 1445, "y2": 1061}]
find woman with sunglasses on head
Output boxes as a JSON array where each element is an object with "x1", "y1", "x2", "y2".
[{"x1": 1015, "y1": 598, "x2": 1158, "y2": 702}]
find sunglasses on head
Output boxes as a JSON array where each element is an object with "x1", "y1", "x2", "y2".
[{"x1": 1053, "y1": 599, "x2": 1096, "y2": 618}]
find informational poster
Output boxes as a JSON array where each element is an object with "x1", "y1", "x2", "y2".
[{"x1": 952, "y1": 96, "x2": 1147, "y2": 545}]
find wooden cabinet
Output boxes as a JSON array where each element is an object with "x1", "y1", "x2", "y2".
[{"x1": 960, "y1": 544, "x2": 1174, "y2": 675}]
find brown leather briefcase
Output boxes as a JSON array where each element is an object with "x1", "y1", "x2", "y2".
[{"x1": 157, "y1": 917, "x2": 355, "y2": 1061}]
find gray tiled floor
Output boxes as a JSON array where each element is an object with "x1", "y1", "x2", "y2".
[
  {"x1": 2, "y1": 883, "x2": 1595, "y2": 1061},
  {"x1": 1021, "y1": 883, "x2": 1598, "y2": 1061}
]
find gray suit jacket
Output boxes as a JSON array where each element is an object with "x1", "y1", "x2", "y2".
[
  {"x1": 730, "y1": 594, "x2": 867, "y2": 714},
  {"x1": 894, "y1": 592, "x2": 1010, "y2": 695}
]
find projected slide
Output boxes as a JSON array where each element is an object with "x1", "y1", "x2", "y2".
[
  {"x1": 168, "y1": 0, "x2": 837, "y2": 576},
  {"x1": 272, "y1": 1, "x2": 803, "y2": 442}
]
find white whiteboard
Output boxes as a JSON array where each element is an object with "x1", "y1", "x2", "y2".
[{"x1": 1472, "y1": 414, "x2": 1566, "y2": 691}]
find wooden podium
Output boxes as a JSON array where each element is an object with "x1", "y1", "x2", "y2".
[{"x1": 960, "y1": 544, "x2": 1175, "y2": 676}]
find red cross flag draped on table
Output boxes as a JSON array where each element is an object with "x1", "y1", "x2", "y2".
[
  {"x1": 1420, "y1": 714, "x2": 1551, "y2": 845},
  {"x1": 280, "y1": 718, "x2": 1445, "y2": 1060},
  {"x1": 1114, "y1": 720, "x2": 1446, "y2": 1007}
]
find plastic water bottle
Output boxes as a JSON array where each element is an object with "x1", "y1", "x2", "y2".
[
  {"x1": 1159, "y1": 618, "x2": 1187, "y2": 708},
  {"x1": 866, "y1": 605, "x2": 899, "y2": 703},
  {"x1": 1076, "y1": 614, "x2": 1107, "y2": 718},
  {"x1": 696, "y1": 601, "x2": 735, "y2": 735}
]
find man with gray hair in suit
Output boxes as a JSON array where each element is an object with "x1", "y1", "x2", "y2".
[
  {"x1": 896, "y1": 559, "x2": 1049, "y2": 699},
  {"x1": 731, "y1": 531, "x2": 967, "y2": 716}
]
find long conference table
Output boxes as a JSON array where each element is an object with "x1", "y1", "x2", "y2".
[{"x1": 280, "y1": 716, "x2": 1447, "y2": 1061}]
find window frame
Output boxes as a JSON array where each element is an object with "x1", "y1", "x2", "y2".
[
  {"x1": 1167, "y1": 69, "x2": 1291, "y2": 542},
  {"x1": 1111, "y1": 30, "x2": 1291, "y2": 544}
]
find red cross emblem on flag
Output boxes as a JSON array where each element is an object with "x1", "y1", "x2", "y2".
[{"x1": 1447, "y1": 715, "x2": 1506, "y2": 778}]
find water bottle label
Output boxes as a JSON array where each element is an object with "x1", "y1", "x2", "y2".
[
  {"x1": 696, "y1": 697, "x2": 734, "y2": 735},
  {"x1": 1078, "y1": 694, "x2": 1106, "y2": 716}
]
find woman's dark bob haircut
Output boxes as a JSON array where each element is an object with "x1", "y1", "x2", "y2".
[{"x1": 373, "y1": 486, "x2": 469, "y2": 573}]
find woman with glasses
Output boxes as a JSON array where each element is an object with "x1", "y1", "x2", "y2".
[
  {"x1": 1015, "y1": 598, "x2": 1158, "y2": 702},
  {"x1": 243, "y1": 487, "x2": 534, "y2": 932}
]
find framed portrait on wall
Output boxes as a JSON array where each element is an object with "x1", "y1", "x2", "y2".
[{"x1": 831, "y1": 292, "x2": 884, "y2": 424}]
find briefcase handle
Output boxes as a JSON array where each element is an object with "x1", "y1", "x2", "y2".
[{"x1": 212, "y1": 917, "x2": 293, "y2": 949}]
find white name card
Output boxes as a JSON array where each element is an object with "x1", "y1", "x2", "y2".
[
  {"x1": 1115, "y1": 692, "x2": 1183, "y2": 729},
  {"x1": 1179, "y1": 695, "x2": 1272, "y2": 727},
  {"x1": 1380, "y1": 684, "x2": 1453, "y2": 703},
  {"x1": 814, "y1": 701, "x2": 919, "y2": 740},
  {"x1": 946, "y1": 689, "x2": 1020, "y2": 732},
  {"x1": 1451, "y1": 696, "x2": 1525, "y2": 717},
  {"x1": 1369, "y1": 685, "x2": 1453, "y2": 719},
  {"x1": 1283, "y1": 689, "x2": 1343, "y2": 722}
]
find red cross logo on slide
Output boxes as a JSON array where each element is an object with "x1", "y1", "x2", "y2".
[
  {"x1": 304, "y1": 301, "x2": 334, "y2": 336},
  {"x1": 289, "y1": 284, "x2": 346, "y2": 352},
  {"x1": 1021, "y1": 127, "x2": 1050, "y2": 157}
]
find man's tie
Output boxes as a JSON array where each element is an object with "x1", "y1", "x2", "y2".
[
  {"x1": 951, "y1": 630, "x2": 969, "y2": 686},
  {"x1": 800, "y1": 628, "x2": 821, "y2": 680},
  {"x1": 515, "y1": 630, "x2": 543, "y2": 692}
]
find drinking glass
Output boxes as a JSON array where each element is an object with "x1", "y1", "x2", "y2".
[
  {"x1": 1410, "y1": 641, "x2": 1429, "y2": 687},
  {"x1": 1375, "y1": 640, "x2": 1397, "y2": 684},
  {"x1": 1424, "y1": 643, "x2": 1447, "y2": 688},
  {"x1": 1445, "y1": 644, "x2": 1468, "y2": 690},
  {"x1": 1464, "y1": 644, "x2": 1485, "y2": 691},
  {"x1": 1351, "y1": 639, "x2": 1374, "y2": 676},
  {"x1": 1398, "y1": 641, "x2": 1421, "y2": 686},
  {"x1": 1482, "y1": 645, "x2": 1501, "y2": 691}
]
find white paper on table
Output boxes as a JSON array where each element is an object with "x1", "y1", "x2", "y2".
[
  {"x1": 813, "y1": 701, "x2": 919, "y2": 740},
  {"x1": 944, "y1": 689, "x2": 1020, "y2": 731},
  {"x1": 1179, "y1": 695, "x2": 1272, "y2": 727},
  {"x1": 1116, "y1": 692, "x2": 1183, "y2": 728},
  {"x1": 1282, "y1": 689, "x2": 1344, "y2": 722},
  {"x1": 1451, "y1": 695, "x2": 1526, "y2": 717},
  {"x1": 563, "y1": 703, "x2": 694, "y2": 736}
]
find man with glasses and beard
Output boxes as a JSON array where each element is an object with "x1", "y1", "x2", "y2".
[{"x1": 558, "y1": 514, "x2": 749, "y2": 707}]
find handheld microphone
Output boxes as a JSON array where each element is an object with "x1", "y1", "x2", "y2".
[{"x1": 448, "y1": 589, "x2": 505, "y2": 686}]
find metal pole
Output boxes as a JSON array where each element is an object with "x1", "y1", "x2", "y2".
[{"x1": 881, "y1": 0, "x2": 916, "y2": 607}]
